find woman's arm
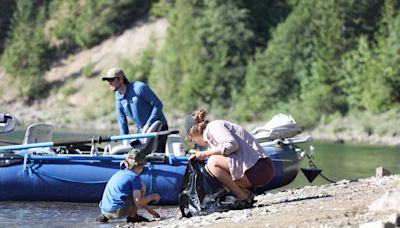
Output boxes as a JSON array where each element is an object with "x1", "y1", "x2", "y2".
[{"x1": 189, "y1": 147, "x2": 222, "y2": 160}]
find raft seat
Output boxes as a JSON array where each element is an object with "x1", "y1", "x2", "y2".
[
  {"x1": 23, "y1": 123, "x2": 53, "y2": 144},
  {"x1": 252, "y1": 113, "x2": 302, "y2": 143},
  {"x1": 16, "y1": 123, "x2": 55, "y2": 155}
]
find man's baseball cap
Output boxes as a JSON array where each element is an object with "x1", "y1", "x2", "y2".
[{"x1": 101, "y1": 67, "x2": 124, "y2": 81}]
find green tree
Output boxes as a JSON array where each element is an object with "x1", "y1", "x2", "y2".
[
  {"x1": 339, "y1": 0, "x2": 400, "y2": 112},
  {"x1": 48, "y1": 0, "x2": 79, "y2": 53},
  {"x1": 119, "y1": 38, "x2": 158, "y2": 84},
  {"x1": 235, "y1": 0, "x2": 390, "y2": 124},
  {"x1": 234, "y1": 0, "x2": 314, "y2": 121},
  {"x1": 150, "y1": 0, "x2": 253, "y2": 114},
  {"x1": 149, "y1": 0, "x2": 201, "y2": 113},
  {"x1": 1, "y1": 0, "x2": 50, "y2": 101},
  {"x1": 339, "y1": 37, "x2": 371, "y2": 110},
  {"x1": 48, "y1": 0, "x2": 153, "y2": 49},
  {"x1": 340, "y1": 1, "x2": 400, "y2": 112},
  {"x1": 237, "y1": 0, "x2": 291, "y2": 49},
  {"x1": 0, "y1": 0, "x2": 16, "y2": 53},
  {"x1": 300, "y1": 0, "x2": 348, "y2": 117}
]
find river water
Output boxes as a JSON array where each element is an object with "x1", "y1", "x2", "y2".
[{"x1": 1, "y1": 131, "x2": 399, "y2": 227}]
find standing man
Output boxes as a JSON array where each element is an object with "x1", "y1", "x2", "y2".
[{"x1": 102, "y1": 67, "x2": 168, "y2": 153}]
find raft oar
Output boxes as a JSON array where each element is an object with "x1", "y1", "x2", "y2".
[{"x1": 0, "y1": 130, "x2": 179, "y2": 151}]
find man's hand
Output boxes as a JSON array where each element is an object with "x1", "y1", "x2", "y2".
[{"x1": 142, "y1": 125, "x2": 149, "y2": 133}]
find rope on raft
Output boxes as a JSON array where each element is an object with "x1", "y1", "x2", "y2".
[{"x1": 28, "y1": 166, "x2": 109, "y2": 184}]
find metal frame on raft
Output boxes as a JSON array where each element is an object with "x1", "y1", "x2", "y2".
[{"x1": 259, "y1": 135, "x2": 321, "y2": 183}]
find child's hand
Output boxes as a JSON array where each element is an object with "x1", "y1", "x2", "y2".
[
  {"x1": 143, "y1": 206, "x2": 161, "y2": 218},
  {"x1": 149, "y1": 209, "x2": 160, "y2": 218}
]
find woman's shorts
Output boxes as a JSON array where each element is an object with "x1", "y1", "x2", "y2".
[
  {"x1": 102, "y1": 197, "x2": 133, "y2": 219},
  {"x1": 245, "y1": 157, "x2": 275, "y2": 190}
]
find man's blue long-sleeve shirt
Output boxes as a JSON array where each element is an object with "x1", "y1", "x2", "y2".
[{"x1": 115, "y1": 81, "x2": 167, "y2": 135}]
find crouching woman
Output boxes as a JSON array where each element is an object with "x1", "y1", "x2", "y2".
[
  {"x1": 185, "y1": 109, "x2": 275, "y2": 209},
  {"x1": 97, "y1": 149, "x2": 160, "y2": 223}
]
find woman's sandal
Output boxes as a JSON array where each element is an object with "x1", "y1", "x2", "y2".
[
  {"x1": 235, "y1": 198, "x2": 254, "y2": 209},
  {"x1": 230, "y1": 193, "x2": 255, "y2": 210}
]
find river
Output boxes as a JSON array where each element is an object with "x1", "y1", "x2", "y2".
[{"x1": 0, "y1": 131, "x2": 399, "y2": 227}]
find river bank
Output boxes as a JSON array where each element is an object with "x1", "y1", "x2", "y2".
[
  {"x1": 123, "y1": 174, "x2": 400, "y2": 228},
  {"x1": 2, "y1": 101, "x2": 400, "y2": 147}
]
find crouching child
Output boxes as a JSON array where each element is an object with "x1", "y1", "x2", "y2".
[{"x1": 96, "y1": 148, "x2": 161, "y2": 223}]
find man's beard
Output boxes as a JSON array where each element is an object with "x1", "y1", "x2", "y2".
[{"x1": 111, "y1": 84, "x2": 119, "y2": 92}]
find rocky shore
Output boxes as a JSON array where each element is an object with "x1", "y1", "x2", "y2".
[{"x1": 123, "y1": 174, "x2": 400, "y2": 228}]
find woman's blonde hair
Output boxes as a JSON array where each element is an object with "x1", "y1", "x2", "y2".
[{"x1": 187, "y1": 109, "x2": 209, "y2": 138}]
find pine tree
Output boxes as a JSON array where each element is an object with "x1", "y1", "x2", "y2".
[
  {"x1": 339, "y1": 0, "x2": 400, "y2": 112},
  {"x1": 149, "y1": 0, "x2": 253, "y2": 114},
  {"x1": 0, "y1": 0, "x2": 16, "y2": 53},
  {"x1": 234, "y1": 0, "x2": 314, "y2": 121}
]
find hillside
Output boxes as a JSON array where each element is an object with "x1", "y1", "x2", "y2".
[
  {"x1": 1, "y1": 16, "x2": 400, "y2": 147},
  {"x1": 0, "y1": 17, "x2": 168, "y2": 132}
]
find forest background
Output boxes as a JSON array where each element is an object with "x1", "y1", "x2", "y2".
[{"x1": 0, "y1": 0, "x2": 400, "y2": 145}]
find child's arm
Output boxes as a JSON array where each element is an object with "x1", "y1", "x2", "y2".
[
  {"x1": 143, "y1": 205, "x2": 160, "y2": 218},
  {"x1": 142, "y1": 193, "x2": 160, "y2": 218},
  {"x1": 133, "y1": 190, "x2": 161, "y2": 218}
]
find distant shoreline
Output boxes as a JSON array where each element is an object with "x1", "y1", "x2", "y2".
[{"x1": 2, "y1": 101, "x2": 399, "y2": 147}]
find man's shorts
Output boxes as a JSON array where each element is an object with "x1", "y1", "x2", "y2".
[{"x1": 102, "y1": 197, "x2": 133, "y2": 219}]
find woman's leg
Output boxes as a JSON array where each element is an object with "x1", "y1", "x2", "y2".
[{"x1": 206, "y1": 155, "x2": 250, "y2": 200}]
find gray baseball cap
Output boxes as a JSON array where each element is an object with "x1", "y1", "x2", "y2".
[
  {"x1": 101, "y1": 67, "x2": 124, "y2": 81},
  {"x1": 184, "y1": 115, "x2": 196, "y2": 133}
]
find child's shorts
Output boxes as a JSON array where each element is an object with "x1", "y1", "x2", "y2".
[{"x1": 102, "y1": 197, "x2": 133, "y2": 219}]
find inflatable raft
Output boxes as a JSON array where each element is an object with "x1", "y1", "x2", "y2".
[
  {"x1": 0, "y1": 145, "x2": 301, "y2": 205},
  {"x1": 0, "y1": 113, "x2": 315, "y2": 205}
]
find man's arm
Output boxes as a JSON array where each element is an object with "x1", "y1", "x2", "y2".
[
  {"x1": 116, "y1": 99, "x2": 129, "y2": 135},
  {"x1": 136, "y1": 83, "x2": 164, "y2": 129}
]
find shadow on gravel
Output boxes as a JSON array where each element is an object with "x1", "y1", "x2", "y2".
[{"x1": 256, "y1": 194, "x2": 333, "y2": 207}]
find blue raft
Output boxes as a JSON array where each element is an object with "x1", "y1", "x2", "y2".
[{"x1": 0, "y1": 144, "x2": 299, "y2": 205}]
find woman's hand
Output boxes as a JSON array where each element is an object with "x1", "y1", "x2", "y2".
[
  {"x1": 189, "y1": 151, "x2": 209, "y2": 161},
  {"x1": 188, "y1": 149, "x2": 200, "y2": 154}
]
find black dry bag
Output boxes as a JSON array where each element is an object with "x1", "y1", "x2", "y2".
[{"x1": 178, "y1": 160, "x2": 231, "y2": 217}]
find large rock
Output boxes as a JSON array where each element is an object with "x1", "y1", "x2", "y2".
[{"x1": 369, "y1": 190, "x2": 400, "y2": 212}]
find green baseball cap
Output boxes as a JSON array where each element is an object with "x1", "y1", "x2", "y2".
[{"x1": 126, "y1": 148, "x2": 147, "y2": 169}]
